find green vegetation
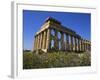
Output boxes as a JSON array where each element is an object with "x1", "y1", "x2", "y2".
[{"x1": 23, "y1": 50, "x2": 91, "y2": 69}]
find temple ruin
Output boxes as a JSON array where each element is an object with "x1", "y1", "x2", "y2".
[{"x1": 33, "y1": 17, "x2": 91, "y2": 52}]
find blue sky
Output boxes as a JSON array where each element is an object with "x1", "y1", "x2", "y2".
[{"x1": 23, "y1": 10, "x2": 91, "y2": 50}]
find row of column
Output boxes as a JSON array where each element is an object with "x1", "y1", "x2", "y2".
[
  {"x1": 33, "y1": 28, "x2": 51, "y2": 52},
  {"x1": 33, "y1": 28, "x2": 91, "y2": 52},
  {"x1": 50, "y1": 28, "x2": 91, "y2": 52},
  {"x1": 68, "y1": 36, "x2": 91, "y2": 52}
]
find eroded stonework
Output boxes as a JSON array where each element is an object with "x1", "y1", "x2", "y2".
[{"x1": 33, "y1": 17, "x2": 91, "y2": 52}]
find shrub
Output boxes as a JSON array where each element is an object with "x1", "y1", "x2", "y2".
[
  {"x1": 23, "y1": 52, "x2": 33, "y2": 69},
  {"x1": 23, "y1": 51, "x2": 91, "y2": 69},
  {"x1": 79, "y1": 53, "x2": 91, "y2": 66}
]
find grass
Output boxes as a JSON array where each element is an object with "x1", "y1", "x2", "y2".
[{"x1": 23, "y1": 50, "x2": 91, "y2": 69}]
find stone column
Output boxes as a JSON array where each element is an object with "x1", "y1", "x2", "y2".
[
  {"x1": 79, "y1": 39, "x2": 82, "y2": 51},
  {"x1": 66, "y1": 33, "x2": 69, "y2": 51},
  {"x1": 87, "y1": 43, "x2": 88, "y2": 50},
  {"x1": 54, "y1": 29, "x2": 59, "y2": 50},
  {"x1": 61, "y1": 32, "x2": 64, "y2": 50},
  {"x1": 82, "y1": 40, "x2": 84, "y2": 51},
  {"x1": 38, "y1": 34, "x2": 41, "y2": 49},
  {"x1": 44, "y1": 30, "x2": 47, "y2": 49},
  {"x1": 74, "y1": 37, "x2": 77, "y2": 52},
  {"x1": 69, "y1": 35, "x2": 71, "y2": 51},
  {"x1": 42, "y1": 32, "x2": 44, "y2": 49},
  {"x1": 46, "y1": 28, "x2": 51, "y2": 52},
  {"x1": 38, "y1": 34, "x2": 40, "y2": 49},
  {"x1": 77, "y1": 38, "x2": 80, "y2": 52},
  {"x1": 84, "y1": 40, "x2": 86, "y2": 51},
  {"x1": 42, "y1": 30, "x2": 46, "y2": 49},
  {"x1": 83, "y1": 40, "x2": 85, "y2": 51},
  {"x1": 88, "y1": 44, "x2": 90, "y2": 51},
  {"x1": 87, "y1": 43, "x2": 88, "y2": 51},
  {"x1": 36, "y1": 35, "x2": 39, "y2": 49},
  {"x1": 41, "y1": 32, "x2": 43, "y2": 49},
  {"x1": 81, "y1": 39, "x2": 83, "y2": 51},
  {"x1": 39, "y1": 33, "x2": 42, "y2": 49},
  {"x1": 35, "y1": 35, "x2": 37, "y2": 49},
  {"x1": 86, "y1": 41, "x2": 87, "y2": 51},
  {"x1": 70, "y1": 35, "x2": 73, "y2": 51}
]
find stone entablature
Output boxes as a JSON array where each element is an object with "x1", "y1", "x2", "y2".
[{"x1": 33, "y1": 17, "x2": 91, "y2": 52}]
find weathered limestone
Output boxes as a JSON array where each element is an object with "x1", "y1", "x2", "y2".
[
  {"x1": 36, "y1": 35, "x2": 39, "y2": 49},
  {"x1": 66, "y1": 33, "x2": 69, "y2": 51},
  {"x1": 74, "y1": 37, "x2": 77, "y2": 52},
  {"x1": 39, "y1": 33, "x2": 42, "y2": 49},
  {"x1": 33, "y1": 17, "x2": 91, "y2": 52},
  {"x1": 54, "y1": 29, "x2": 59, "y2": 50},
  {"x1": 46, "y1": 28, "x2": 51, "y2": 52},
  {"x1": 61, "y1": 32, "x2": 65, "y2": 50},
  {"x1": 70, "y1": 35, "x2": 73, "y2": 51}
]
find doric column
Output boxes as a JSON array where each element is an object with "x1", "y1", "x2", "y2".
[
  {"x1": 74, "y1": 37, "x2": 77, "y2": 52},
  {"x1": 86, "y1": 41, "x2": 87, "y2": 51},
  {"x1": 87, "y1": 43, "x2": 88, "y2": 50},
  {"x1": 46, "y1": 28, "x2": 51, "y2": 51},
  {"x1": 42, "y1": 30, "x2": 46, "y2": 49},
  {"x1": 81, "y1": 39, "x2": 83, "y2": 51},
  {"x1": 69, "y1": 35, "x2": 71, "y2": 51},
  {"x1": 41, "y1": 32, "x2": 43, "y2": 49},
  {"x1": 79, "y1": 39, "x2": 82, "y2": 51},
  {"x1": 83, "y1": 40, "x2": 85, "y2": 51},
  {"x1": 66, "y1": 33, "x2": 69, "y2": 51},
  {"x1": 84, "y1": 40, "x2": 86, "y2": 51},
  {"x1": 77, "y1": 38, "x2": 80, "y2": 52},
  {"x1": 39, "y1": 33, "x2": 42, "y2": 49},
  {"x1": 61, "y1": 32, "x2": 64, "y2": 50},
  {"x1": 38, "y1": 34, "x2": 41, "y2": 49},
  {"x1": 88, "y1": 44, "x2": 90, "y2": 51},
  {"x1": 82, "y1": 40, "x2": 84, "y2": 51},
  {"x1": 44, "y1": 30, "x2": 47, "y2": 49},
  {"x1": 36, "y1": 35, "x2": 39, "y2": 49},
  {"x1": 87, "y1": 43, "x2": 88, "y2": 51},
  {"x1": 70, "y1": 35, "x2": 73, "y2": 51},
  {"x1": 54, "y1": 29, "x2": 59, "y2": 50},
  {"x1": 42, "y1": 32, "x2": 44, "y2": 49}
]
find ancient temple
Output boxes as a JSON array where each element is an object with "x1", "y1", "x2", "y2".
[{"x1": 33, "y1": 17, "x2": 91, "y2": 52}]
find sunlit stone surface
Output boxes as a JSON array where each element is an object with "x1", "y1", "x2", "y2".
[{"x1": 33, "y1": 17, "x2": 91, "y2": 52}]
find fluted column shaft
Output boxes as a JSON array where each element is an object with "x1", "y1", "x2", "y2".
[
  {"x1": 84, "y1": 40, "x2": 86, "y2": 51},
  {"x1": 78, "y1": 38, "x2": 80, "y2": 52},
  {"x1": 61, "y1": 32, "x2": 64, "y2": 50},
  {"x1": 70, "y1": 35, "x2": 73, "y2": 51},
  {"x1": 38, "y1": 34, "x2": 41, "y2": 49},
  {"x1": 41, "y1": 32, "x2": 43, "y2": 49},
  {"x1": 54, "y1": 29, "x2": 59, "y2": 50},
  {"x1": 36, "y1": 35, "x2": 39, "y2": 49},
  {"x1": 81, "y1": 39, "x2": 83, "y2": 51},
  {"x1": 42, "y1": 30, "x2": 46, "y2": 49},
  {"x1": 74, "y1": 37, "x2": 77, "y2": 51},
  {"x1": 46, "y1": 28, "x2": 51, "y2": 51},
  {"x1": 39, "y1": 33, "x2": 42, "y2": 49},
  {"x1": 83, "y1": 40, "x2": 85, "y2": 51},
  {"x1": 66, "y1": 34, "x2": 69, "y2": 51},
  {"x1": 80, "y1": 39, "x2": 82, "y2": 51}
]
